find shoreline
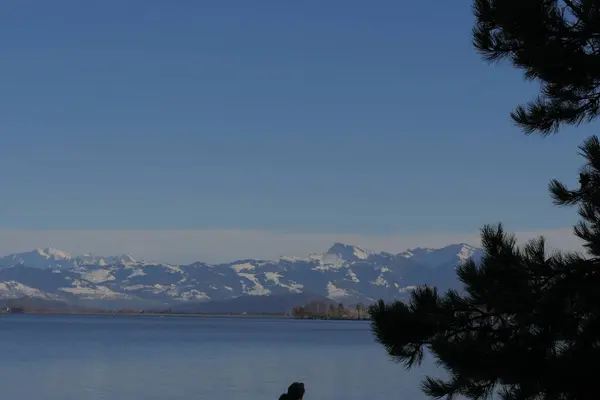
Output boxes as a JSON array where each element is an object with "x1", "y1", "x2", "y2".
[
  {"x1": 1, "y1": 310, "x2": 370, "y2": 320},
  {"x1": 1, "y1": 310, "x2": 287, "y2": 318}
]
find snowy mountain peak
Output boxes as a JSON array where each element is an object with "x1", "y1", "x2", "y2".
[
  {"x1": 454, "y1": 243, "x2": 479, "y2": 262},
  {"x1": 75, "y1": 253, "x2": 137, "y2": 266},
  {"x1": 0, "y1": 249, "x2": 141, "y2": 270},
  {"x1": 35, "y1": 247, "x2": 72, "y2": 260},
  {"x1": 326, "y1": 243, "x2": 370, "y2": 261},
  {"x1": 114, "y1": 254, "x2": 137, "y2": 264},
  {"x1": 400, "y1": 243, "x2": 482, "y2": 267}
]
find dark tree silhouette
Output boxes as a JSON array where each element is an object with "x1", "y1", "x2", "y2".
[
  {"x1": 370, "y1": 1, "x2": 600, "y2": 399},
  {"x1": 473, "y1": 0, "x2": 600, "y2": 135},
  {"x1": 328, "y1": 303, "x2": 337, "y2": 318},
  {"x1": 371, "y1": 138, "x2": 600, "y2": 399},
  {"x1": 338, "y1": 303, "x2": 345, "y2": 317}
]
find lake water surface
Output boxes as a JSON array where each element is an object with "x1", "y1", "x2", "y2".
[{"x1": 0, "y1": 315, "x2": 442, "y2": 399}]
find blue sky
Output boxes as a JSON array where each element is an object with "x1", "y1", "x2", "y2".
[{"x1": 0, "y1": 1, "x2": 592, "y2": 259}]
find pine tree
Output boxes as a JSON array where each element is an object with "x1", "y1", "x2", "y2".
[
  {"x1": 473, "y1": 0, "x2": 600, "y2": 135},
  {"x1": 370, "y1": 1, "x2": 600, "y2": 399},
  {"x1": 371, "y1": 139, "x2": 600, "y2": 398}
]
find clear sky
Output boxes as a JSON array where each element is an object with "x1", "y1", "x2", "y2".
[{"x1": 0, "y1": 1, "x2": 592, "y2": 261}]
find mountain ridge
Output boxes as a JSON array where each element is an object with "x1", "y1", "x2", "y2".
[{"x1": 0, "y1": 243, "x2": 484, "y2": 308}]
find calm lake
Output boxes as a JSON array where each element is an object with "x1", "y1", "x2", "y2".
[{"x1": 0, "y1": 315, "x2": 443, "y2": 399}]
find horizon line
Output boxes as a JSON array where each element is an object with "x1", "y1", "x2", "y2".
[{"x1": 0, "y1": 226, "x2": 582, "y2": 264}]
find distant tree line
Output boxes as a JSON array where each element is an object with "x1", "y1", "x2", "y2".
[{"x1": 291, "y1": 300, "x2": 368, "y2": 320}]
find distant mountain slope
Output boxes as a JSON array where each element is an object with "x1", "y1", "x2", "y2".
[
  {"x1": 172, "y1": 293, "x2": 338, "y2": 314},
  {"x1": 0, "y1": 243, "x2": 483, "y2": 308},
  {"x1": 0, "y1": 297, "x2": 76, "y2": 312}
]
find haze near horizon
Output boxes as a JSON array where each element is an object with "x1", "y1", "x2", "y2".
[{"x1": 1, "y1": 1, "x2": 589, "y2": 261}]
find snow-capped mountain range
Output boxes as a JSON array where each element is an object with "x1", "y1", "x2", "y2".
[{"x1": 0, "y1": 243, "x2": 483, "y2": 307}]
